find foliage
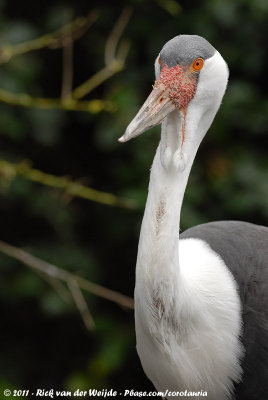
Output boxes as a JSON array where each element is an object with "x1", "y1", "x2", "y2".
[{"x1": 0, "y1": 0, "x2": 267, "y2": 396}]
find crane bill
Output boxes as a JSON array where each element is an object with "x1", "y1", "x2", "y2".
[{"x1": 119, "y1": 85, "x2": 176, "y2": 143}]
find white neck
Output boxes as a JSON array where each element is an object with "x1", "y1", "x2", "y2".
[{"x1": 135, "y1": 90, "x2": 222, "y2": 320}]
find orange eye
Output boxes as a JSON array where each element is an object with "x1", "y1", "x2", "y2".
[
  {"x1": 192, "y1": 57, "x2": 204, "y2": 71},
  {"x1": 158, "y1": 57, "x2": 162, "y2": 66}
]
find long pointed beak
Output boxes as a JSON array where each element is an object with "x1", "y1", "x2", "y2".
[{"x1": 118, "y1": 83, "x2": 176, "y2": 143}]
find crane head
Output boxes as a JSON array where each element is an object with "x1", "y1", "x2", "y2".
[{"x1": 119, "y1": 35, "x2": 228, "y2": 143}]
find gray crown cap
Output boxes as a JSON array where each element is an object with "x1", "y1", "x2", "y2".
[{"x1": 160, "y1": 35, "x2": 216, "y2": 68}]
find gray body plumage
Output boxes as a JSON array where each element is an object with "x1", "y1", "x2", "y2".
[{"x1": 181, "y1": 221, "x2": 268, "y2": 399}]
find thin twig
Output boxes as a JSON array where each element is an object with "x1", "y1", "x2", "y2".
[
  {"x1": 0, "y1": 11, "x2": 98, "y2": 64},
  {"x1": 0, "y1": 10, "x2": 131, "y2": 111},
  {"x1": 72, "y1": 64, "x2": 122, "y2": 100},
  {"x1": 0, "y1": 159, "x2": 137, "y2": 210},
  {"x1": 0, "y1": 240, "x2": 134, "y2": 310},
  {"x1": 68, "y1": 279, "x2": 95, "y2": 331},
  {"x1": 49, "y1": 12, "x2": 98, "y2": 49},
  {"x1": 72, "y1": 7, "x2": 132, "y2": 100},
  {"x1": 61, "y1": 38, "x2": 74, "y2": 100},
  {"x1": 33, "y1": 267, "x2": 71, "y2": 303},
  {"x1": 61, "y1": 11, "x2": 74, "y2": 100},
  {"x1": 104, "y1": 6, "x2": 132, "y2": 65},
  {"x1": 116, "y1": 39, "x2": 131, "y2": 64},
  {"x1": 156, "y1": 0, "x2": 181, "y2": 17},
  {"x1": 0, "y1": 88, "x2": 114, "y2": 113}
]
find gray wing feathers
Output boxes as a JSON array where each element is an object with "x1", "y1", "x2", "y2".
[{"x1": 181, "y1": 221, "x2": 268, "y2": 399}]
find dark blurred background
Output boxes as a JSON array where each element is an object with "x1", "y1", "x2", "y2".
[{"x1": 0, "y1": 0, "x2": 267, "y2": 397}]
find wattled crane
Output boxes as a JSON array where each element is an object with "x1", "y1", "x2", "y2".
[{"x1": 119, "y1": 35, "x2": 268, "y2": 400}]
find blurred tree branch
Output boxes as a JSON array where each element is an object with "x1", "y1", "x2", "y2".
[
  {"x1": 68, "y1": 278, "x2": 96, "y2": 331},
  {"x1": 156, "y1": 0, "x2": 181, "y2": 17},
  {"x1": 61, "y1": 10, "x2": 75, "y2": 101},
  {"x1": 72, "y1": 6, "x2": 132, "y2": 100},
  {"x1": 0, "y1": 7, "x2": 132, "y2": 112},
  {"x1": 0, "y1": 9, "x2": 135, "y2": 333},
  {"x1": 0, "y1": 88, "x2": 115, "y2": 112},
  {"x1": 0, "y1": 240, "x2": 134, "y2": 331},
  {"x1": 0, "y1": 11, "x2": 98, "y2": 64},
  {"x1": 0, "y1": 159, "x2": 137, "y2": 209}
]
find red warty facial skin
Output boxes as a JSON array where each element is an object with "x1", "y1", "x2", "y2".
[{"x1": 154, "y1": 64, "x2": 197, "y2": 109}]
